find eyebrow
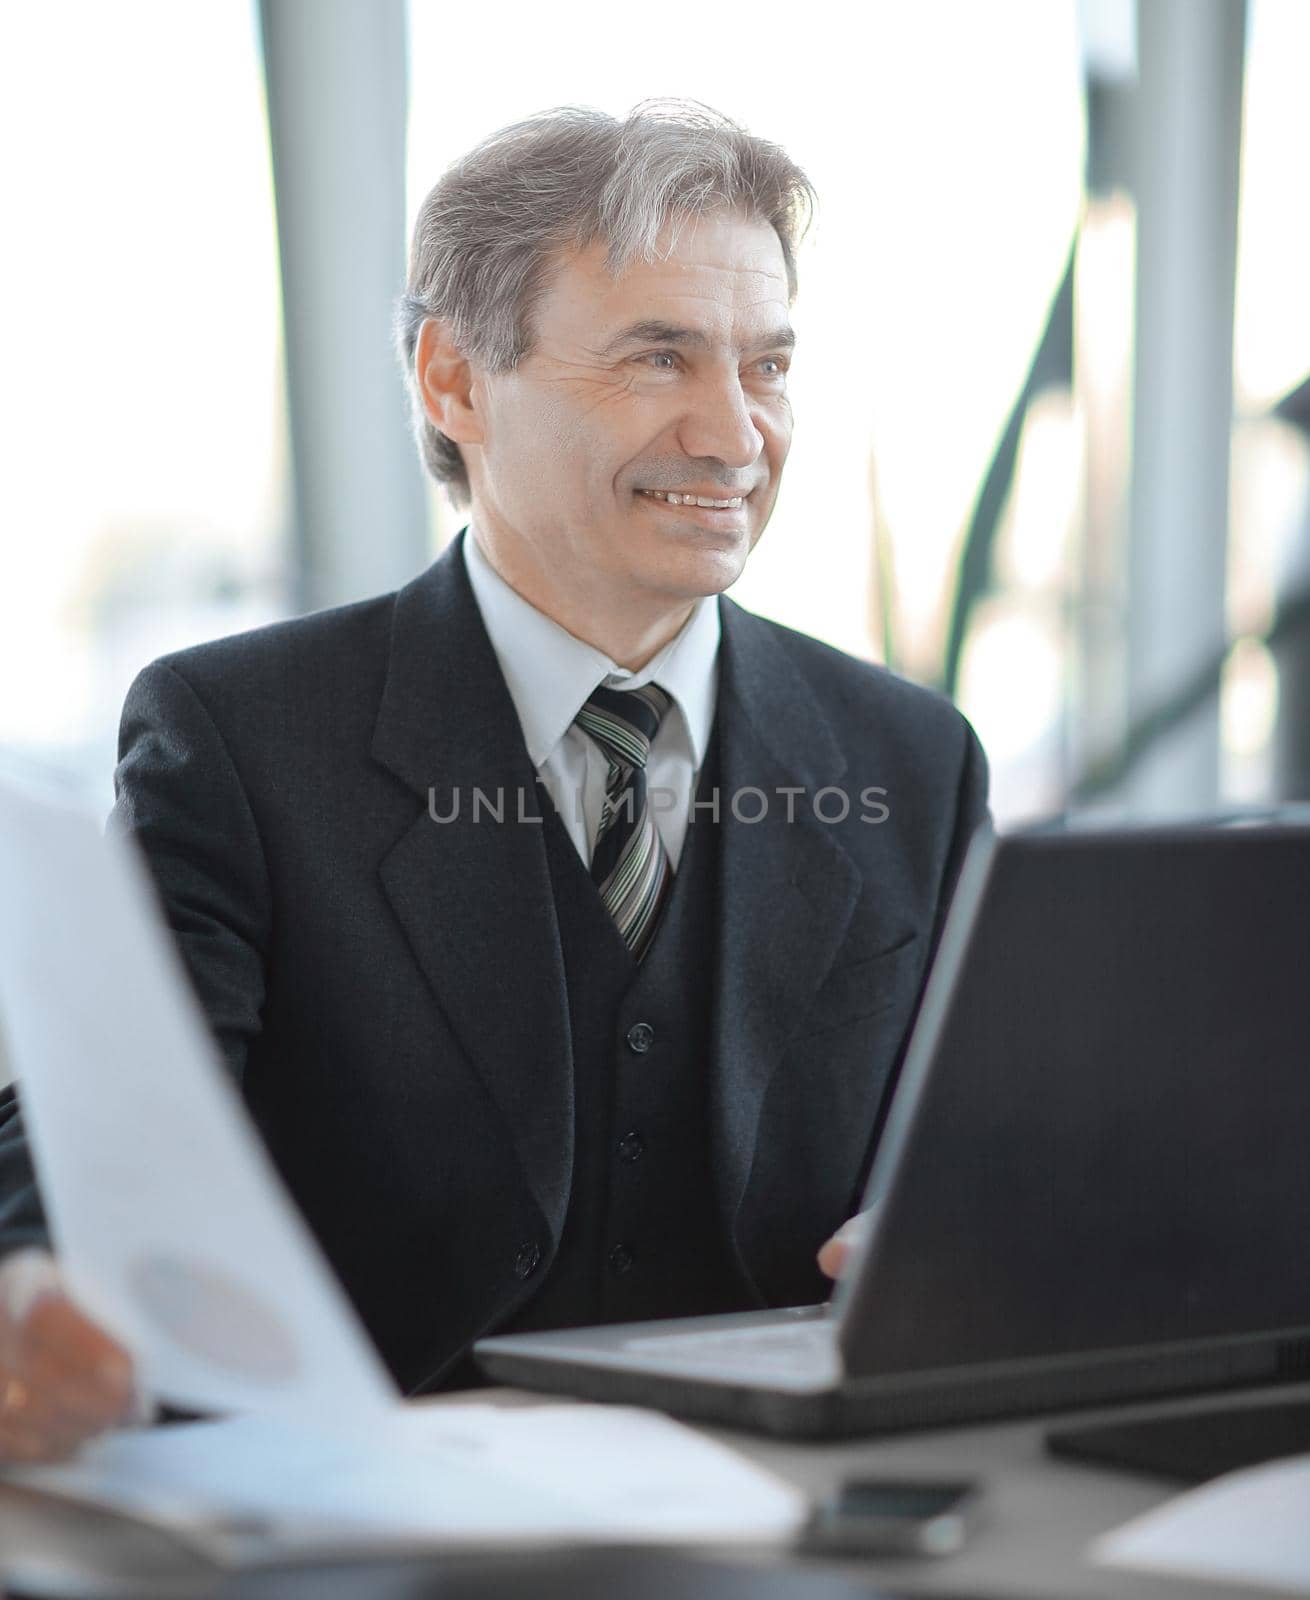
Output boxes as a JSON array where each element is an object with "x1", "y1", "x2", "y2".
[{"x1": 599, "y1": 320, "x2": 797, "y2": 358}]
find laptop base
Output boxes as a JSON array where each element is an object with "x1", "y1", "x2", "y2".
[{"x1": 475, "y1": 1323, "x2": 1310, "y2": 1440}]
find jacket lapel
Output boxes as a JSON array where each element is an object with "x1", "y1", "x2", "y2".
[
  {"x1": 366, "y1": 537, "x2": 880, "y2": 1277},
  {"x1": 370, "y1": 531, "x2": 574, "y2": 1246},
  {"x1": 710, "y1": 601, "x2": 864, "y2": 1274}
]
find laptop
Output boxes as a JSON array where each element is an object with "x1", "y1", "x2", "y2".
[{"x1": 475, "y1": 822, "x2": 1310, "y2": 1437}]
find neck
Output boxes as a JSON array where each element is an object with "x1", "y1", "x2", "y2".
[{"x1": 470, "y1": 524, "x2": 697, "y2": 672}]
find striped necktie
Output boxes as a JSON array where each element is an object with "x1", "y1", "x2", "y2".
[{"x1": 574, "y1": 682, "x2": 674, "y2": 962}]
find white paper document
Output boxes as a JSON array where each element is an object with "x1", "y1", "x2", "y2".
[
  {"x1": 3, "y1": 1404, "x2": 806, "y2": 1566},
  {"x1": 0, "y1": 778, "x2": 397, "y2": 1418},
  {"x1": 0, "y1": 779, "x2": 805, "y2": 1565},
  {"x1": 1091, "y1": 1454, "x2": 1310, "y2": 1595}
]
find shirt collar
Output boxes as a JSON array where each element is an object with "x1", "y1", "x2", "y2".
[{"x1": 461, "y1": 522, "x2": 720, "y2": 770}]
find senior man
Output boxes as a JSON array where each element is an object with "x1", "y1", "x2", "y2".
[{"x1": 0, "y1": 100, "x2": 988, "y2": 1462}]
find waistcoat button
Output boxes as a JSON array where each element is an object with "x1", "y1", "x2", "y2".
[
  {"x1": 607, "y1": 1243, "x2": 634, "y2": 1275},
  {"x1": 514, "y1": 1243, "x2": 542, "y2": 1279},
  {"x1": 625, "y1": 1021, "x2": 655, "y2": 1054},
  {"x1": 617, "y1": 1131, "x2": 645, "y2": 1163}
]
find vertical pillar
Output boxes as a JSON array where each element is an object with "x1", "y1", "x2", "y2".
[
  {"x1": 260, "y1": 0, "x2": 430, "y2": 613},
  {"x1": 1122, "y1": 0, "x2": 1246, "y2": 812}
]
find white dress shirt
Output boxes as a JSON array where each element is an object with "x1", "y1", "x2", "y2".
[{"x1": 461, "y1": 525, "x2": 720, "y2": 871}]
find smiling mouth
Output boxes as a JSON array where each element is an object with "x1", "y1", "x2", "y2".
[{"x1": 637, "y1": 490, "x2": 747, "y2": 508}]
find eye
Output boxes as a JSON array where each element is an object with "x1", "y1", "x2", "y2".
[
  {"x1": 758, "y1": 357, "x2": 789, "y2": 378},
  {"x1": 640, "y1": 350, "x2": 680, "y2": 371}
]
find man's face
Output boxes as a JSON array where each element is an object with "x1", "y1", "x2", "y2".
[{"x1": 466, "y1": 211, "x2": 794, "y2": 615}]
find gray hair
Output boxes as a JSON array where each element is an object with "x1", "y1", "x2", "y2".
[{"x1": 394, "y1": 98, "x2": 817, "y2": 508}]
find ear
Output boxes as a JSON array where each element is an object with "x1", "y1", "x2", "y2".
[{"x1": 415, "y1": 318, "x2": 484, "y2": 446}]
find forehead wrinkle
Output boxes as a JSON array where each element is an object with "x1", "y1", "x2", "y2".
[
  {"x1": 605, "y1": 324, "x2": 796, "y2": 358},
  {"x1": 630, "y1": 268, "x2": 787, "y2": 306},
  {"x1": 545, "y1": 235, "x2": 791, "y2": 363},
  {"x1": 594, "y1": 292, "x2": 796, "y2": 361}
]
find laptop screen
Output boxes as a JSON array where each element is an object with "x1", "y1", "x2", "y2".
[{"x1": 838, "y1": 824, "x2": 1310, "y2": 1380}]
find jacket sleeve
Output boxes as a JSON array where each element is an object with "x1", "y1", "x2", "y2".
[
  {"x1": 928, "y1": 712, "x2": 992, "y2": 962},
  {"x1": 0, "y1": 658, "x2": 273, "y2": 1262},
  {"x1": 106, "y1": 659, "x2": 272, "y2": 1086}
]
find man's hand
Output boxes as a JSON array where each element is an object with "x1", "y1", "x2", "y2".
[
  {"x1": 816, "y1": 1210, "x2": 875, "y2": 1281},
  {"x1": 0, "y1": 1250, "x2": 138, "y2": 1464}
]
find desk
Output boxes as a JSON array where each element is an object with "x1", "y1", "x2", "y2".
[{"x1": 2, "y1": 1379, "x2": 1306, "y2": 1599}]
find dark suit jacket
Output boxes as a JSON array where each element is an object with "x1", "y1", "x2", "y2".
[{"x1": 0, "y1": 530, "x2": 989, "y2": 1390}]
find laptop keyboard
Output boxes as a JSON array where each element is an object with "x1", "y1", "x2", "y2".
[{"x1": 622, "y1": 1318, "x2": 840, "y2": 1380}]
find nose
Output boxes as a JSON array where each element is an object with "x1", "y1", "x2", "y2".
[{"x1": 675, "y1": 368, "x2": 766, "y2": 472}]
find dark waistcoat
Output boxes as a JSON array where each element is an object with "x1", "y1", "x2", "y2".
[{"x1": 503, "y1": 721, "x2": 752, "y2": 1334}]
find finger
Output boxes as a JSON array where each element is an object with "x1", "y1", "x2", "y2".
[
  {"x1": 0, "y1": 1418, "x2": 93, "y2": 1465},
  {"x1": 0, "y1": 1423, "x2": 55, "y2": 1464},
  {"x1": 1, "y1": 1363, "x2": 129, "y2": 1437},
  {"x1": 18, "y1": 1344, "x2": 137, "y2": 1424},
  {"x1": 18, "y1": 1298, "x2": 135, "y2": 1400},
  {"x1": 817, "y1": 1210, "x2": 876, "y2": 1280},
  {"x1": 816, "y1": 1235, "x2": 849, "y2": 1280},
  {"x1": 15, "y1": 1363, "x2": 135, "y2": 1433},
  {"x1": 0, "y1": 1393, "x2": 73, "y2": 1463},
  {"x1": 20, "y1": 1295, "x2": 134, "y2": 1371},
  {"x1": 0, "y1": 1372, "x2": 121, "y2": 1462},
  {"x1": 6, "y1": 1309, "x2": 136, "y2": 1437}
]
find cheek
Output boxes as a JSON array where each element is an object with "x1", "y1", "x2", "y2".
[
  {"x1": 540, "y1": 384, "x2": 618, "y2": 452},
  {"x1": 493, "y1": 398, "x2": 585, "y2": 494},
  {"x1": 767, "y1": 396, "x2": 793, "y2": 448},
  {"x1": 493, "y1": 376, "x2": 660, "y2": 502}
]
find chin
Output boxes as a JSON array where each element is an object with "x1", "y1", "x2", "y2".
[{"x1": 642, "y1": 542, "x2": 748, "y2": 601}]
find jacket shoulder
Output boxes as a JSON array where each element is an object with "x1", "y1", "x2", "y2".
[
  {"x1": 116, "y1": 590, "x2": 404, "y2": 778},
  {"x1": 147, "y1": 589, "x2": 398, "y2": 701}
]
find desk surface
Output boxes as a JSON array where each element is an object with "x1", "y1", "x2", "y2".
[{"x1": 2, "y1": 1378, "x2": 1306, "y2": 1600}]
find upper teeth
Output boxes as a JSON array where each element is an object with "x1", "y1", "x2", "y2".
[{"x1": 642, "y1": 491, "x2": 743, "y2": 508}]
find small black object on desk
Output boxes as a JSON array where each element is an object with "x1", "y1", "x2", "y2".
[{"x1": 1047, "y1": 1395, "x2": 1310, "y2": 1483}]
